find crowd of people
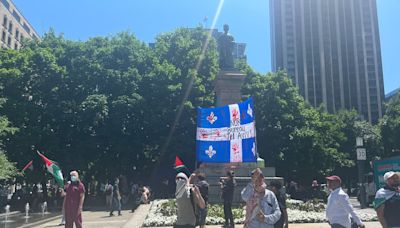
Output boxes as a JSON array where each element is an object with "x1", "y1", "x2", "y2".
[
  {"x1": 172, "y1": 169, "x2": 400, "y2": 228},
  {"x1": 1, "y1": 168, "x2": 399, "y2": 228}
]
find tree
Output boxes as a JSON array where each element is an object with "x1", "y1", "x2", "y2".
[
  {"x1": 242, "y1": 70, "x2": 354, "y2": 183},
  {"x1": 380, "y1": 93, "x2": 400, "y2": 157},
  {"x1": 0, "y1": 27, "x2": 219, "y2": 184}
]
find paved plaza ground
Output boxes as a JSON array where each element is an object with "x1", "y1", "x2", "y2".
[{"x1": 0, "y1": 199, "x2": 382, "y2": 228}]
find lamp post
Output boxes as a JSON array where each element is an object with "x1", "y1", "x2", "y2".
[{"x1": 356, "y1": 137, "x2": 367, "y2": 208}]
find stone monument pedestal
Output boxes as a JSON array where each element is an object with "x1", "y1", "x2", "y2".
[
  {"x1": 214, "y1": 70, "x2": 246, "y2": 107},
  {"x1": 198, "y1": 70, "x2": 281, "y2": 204},
  {"x1": 198, "y1": 162, "x2": 281, "y2": 204}
]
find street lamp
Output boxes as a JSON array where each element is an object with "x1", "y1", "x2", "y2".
[{"x1": 356, "y1": 137, "x2": 367, "y2": 208}]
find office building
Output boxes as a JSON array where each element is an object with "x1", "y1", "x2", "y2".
[
  {"x1": 270, "y1": 0, "x2": 384, "y2": 123},
  {"x1": 0, "y1": 0, "x2": 39, "y2": 50}
]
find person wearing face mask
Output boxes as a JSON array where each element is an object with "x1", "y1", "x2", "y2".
[
  {"x1": 63, "y1": 171, "x2": 85, "y2": 228},
  {"x1": 374, "y1": 171, "x2": 400, "y2": 228},
  {"x1": 174, "y1": 172, "x2": 205, "y2": 228},
  {"x1": 241, "y1": 168, "x2": 281, "y2": 228}
]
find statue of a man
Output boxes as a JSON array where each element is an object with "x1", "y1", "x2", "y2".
[{"x1": 218, "y1": 24, "x2": 235, "y2": 70}]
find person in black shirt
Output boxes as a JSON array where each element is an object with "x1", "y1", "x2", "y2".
[
  {"x1": 269, "y1": 180, "x2": 288, "y2": 228},
  {"x1": 220, "y1": 170, "x2": 236, "y2": 228},
  {"x1": 195, "y1": 173, "x2": 209, "y2": 228}
]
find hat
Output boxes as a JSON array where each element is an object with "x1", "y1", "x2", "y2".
[
  {"x1": 384, "y1": 171, "x2": 396, "y2": 182},
  {"x1": 326, "y1": 175, "x2": 342, "y2": 183}
]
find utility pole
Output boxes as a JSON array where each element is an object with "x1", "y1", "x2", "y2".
[{"x1": 356, "y1": 137, "x2": 367, "y2": 208}]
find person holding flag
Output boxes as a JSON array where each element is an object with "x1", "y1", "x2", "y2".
[
  {"x1": 63, "y1": 171, "x2": 85, "y2": 228},
  {"x1": 174, "y1": 172, "x2": 205, "y2": 228},
  {"x1": 37, "y1": 151, "x2": 64, "y2": 188}
]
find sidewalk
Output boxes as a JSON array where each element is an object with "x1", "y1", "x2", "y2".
[
  {"x1": 148, "y1": 223, "x2": 381, "y2": 228},
  {"x1": 26, "y1": 204, "x2": 151, "y2": 228}
]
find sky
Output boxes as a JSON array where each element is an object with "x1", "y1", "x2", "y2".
[{"x1": 12, "y1": 0, "x2": 400, "y2": 94}]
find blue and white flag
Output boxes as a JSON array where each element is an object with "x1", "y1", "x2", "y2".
[{"x1": 196, "y1": 97, "x2": 257, "y2": 163}]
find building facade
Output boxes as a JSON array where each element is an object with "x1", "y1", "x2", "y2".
[
  {"x1": 0, "y1": 0, "x2": 39, "y2": 50},
  {"x1": 385, "y1": 87, "x2": 400, "y2": 102},
  {"x1": 270, "y1": 0, "x2": 384, "y2": 123}
]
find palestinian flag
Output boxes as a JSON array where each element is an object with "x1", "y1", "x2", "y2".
[
  {"x1": 22, "y1": 160, "x2": 33, "y2": 172},
  {"x1": 174, "y1": 156, "x2": 190, "y2": 175},
  {"x1": 37, "y1": 151, "x2": 64, "y2": 188}
]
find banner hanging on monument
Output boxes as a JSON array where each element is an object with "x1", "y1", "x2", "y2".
[{"x1": 196, "y1": 97, "x2": 257, "y2": 163}]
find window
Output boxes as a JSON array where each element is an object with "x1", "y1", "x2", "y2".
[
  {"x1": 12, "y1": 10, "x2": 20, "y2": 22},
  {"x1": 20, "y1": 34, "x2": 24, "y2": 41},
  {"x1": 7, "y1": 36, "x2": 11, "y2": 46},
  {"x1": 3, "y1": 15, "x2": 7, "y2": 27},
  {"x1": 8, "y1": 22, "x2": 12, "y2": 34},
  {"x1": 14, "y1": 43, "x2": 17, "y2": 50},
  {"x1": 23, "y1": 23, "x2": 30, "y2": 34},
  {"x1": 15, "y1": 29, "x2": 19, "y2": 40},
  {"x1": 1, "y1": 0, "x2": 10, "y2": 9},
  {"x1": 1, "y1": 30, "x2": 5, "y2": 41}
]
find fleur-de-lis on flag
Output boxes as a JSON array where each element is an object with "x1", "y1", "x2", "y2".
[
  {"x1": 247, "y1": 104, "x2": 253, "y2": 117},
  {"x1": 205, "y1": 145, "x2": 216, "y2": 158},
  {"x1": 207, "y1": 112, "x2": 217, "y2": 124}
]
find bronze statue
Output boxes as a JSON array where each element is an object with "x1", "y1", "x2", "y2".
[{"x1": 218, "y1": 24, "x2": 235, "y2": 70}]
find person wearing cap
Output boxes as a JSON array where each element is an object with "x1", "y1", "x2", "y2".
[
  {"x1": 220, "y1": 170, "x2": 236, "y2": 228},
  {"x1": 64, "y1": 171, "x2": 85, "y2": 228},
  {"x1": 325, "y1": 175, "x2": 365, "y2": 228},
  {"x1": 241, "y1": 168, "x2": 281, "y2": 228},
  {"x1": 373, "y1": 171, "x2": 400, "y2": 228},
  {"x1": 174, "y1": 172, "x2": 205, "y2": 228}
]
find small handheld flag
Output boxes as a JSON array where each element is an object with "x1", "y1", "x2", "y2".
[
  {"x1": 37, "y1": 151, "x2": 64, "y2": 188},
  {"x1": 174, "y1": 155, "x2": 190, "y2": 176}
]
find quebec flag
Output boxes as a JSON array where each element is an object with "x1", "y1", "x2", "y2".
[{"x1": 196, "y1": 97, "x2": 257, "y2": 163}]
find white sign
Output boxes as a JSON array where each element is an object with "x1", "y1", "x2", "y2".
[{"x1": 357, "y1": 148, "x2": 367, "y2": 160}]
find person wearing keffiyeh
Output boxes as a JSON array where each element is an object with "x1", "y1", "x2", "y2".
[
  {"x1": 174, "y1": 172, "x2": 205, "y2": 228},
  {"x1": 373, "y1": 171, "x2": 400, "y2": 228},
  {"x1": 241, "y1": 168, "x2": 281, "y2": 228}
]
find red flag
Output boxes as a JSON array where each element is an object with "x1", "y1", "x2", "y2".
[
  {"x1": 174, "y1": 156, "x2": 191, "y2": 176},
  {"x1": 22, "y1": 160, "x2": 33, "y2": 172},
  {"x1": 37, "y1": 151, "x2": 64, "y2": 188},
  {"x1": 174, "y1": 156, "x2": 185, "y2": 170}
]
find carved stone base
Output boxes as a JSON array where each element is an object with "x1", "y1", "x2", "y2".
[{"x1": 214, "y1": 70, "x2": 246, "y2": 107}]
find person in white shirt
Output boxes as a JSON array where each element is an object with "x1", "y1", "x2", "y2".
[{"x1": 325, "y1": 175, "x2": 365, "y2": 228}]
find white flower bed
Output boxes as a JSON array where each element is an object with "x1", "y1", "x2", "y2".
[{"x1": 143, "y1": 199, "x2": 378, "y2": 227}]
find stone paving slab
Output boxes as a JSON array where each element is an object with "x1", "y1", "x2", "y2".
[{"x1": 31, "y1": 209, "x2": 133, "y2": 228}]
